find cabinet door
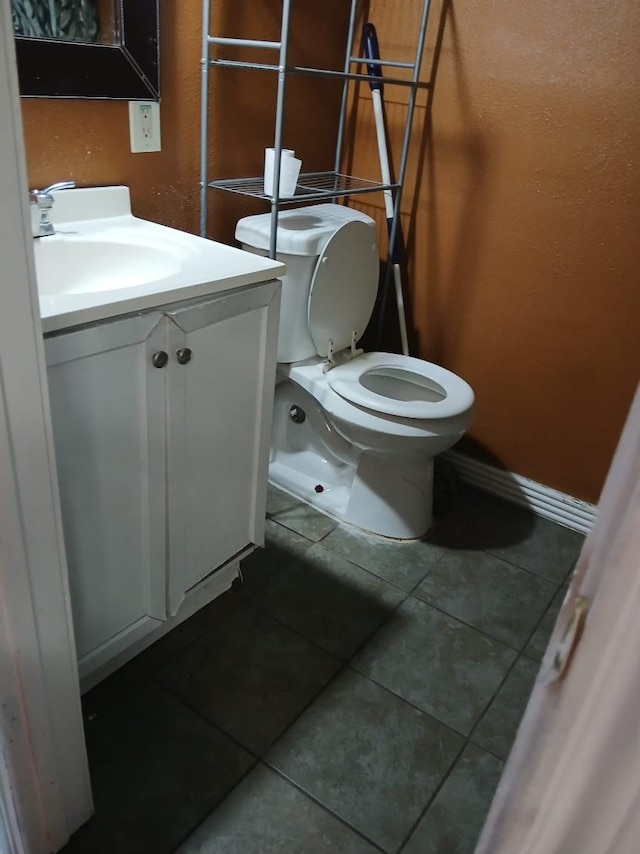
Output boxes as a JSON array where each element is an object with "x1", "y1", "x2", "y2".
[
  {"x1": 165, "y1": 281, "x2": 280, "y2": 611},
  {"x1": 45, "y1": 313, "x2": 168, "y2": 675}
]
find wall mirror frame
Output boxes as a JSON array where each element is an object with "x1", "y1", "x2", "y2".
[{"x1": 15, "y1": 0, "x2": 159, "y2": 100}]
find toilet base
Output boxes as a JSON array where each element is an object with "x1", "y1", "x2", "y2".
[
  {"x1": 269, "y1": 376, "x2": 437, "y2": 539},
  {"x1": 269, "y1": 452, "x2": 434, "y2": 540}
]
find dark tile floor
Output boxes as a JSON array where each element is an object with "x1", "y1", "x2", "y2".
[{"x1": 62, "y1": 484, "x2": 583, "y2": 854}]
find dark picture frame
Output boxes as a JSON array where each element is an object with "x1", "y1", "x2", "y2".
[{"x1": 15, "y1": 0, "x2": 159, "y2": 100}]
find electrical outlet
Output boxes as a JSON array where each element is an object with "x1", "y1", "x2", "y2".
[{"x1": 128, "y1": 101, "x2": 161, "y2": 153}]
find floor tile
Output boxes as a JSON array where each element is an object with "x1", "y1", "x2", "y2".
[
  {"x1": 267, "y1": 669, "x2": 463, "y2": 853},
  {"x1": 472, "y1": 656, "x2": 539, "y2": 760},
  {"x1": 414, "y1": 550, "x2": 556, "y2": 648},
  {"x1": 353, "y1": 597, "x2": 516, "y2": 735},
  {"x1": 253, "y1": 542, "x2": 405, "y2": 660},
  {"x1": 266, "y1": 483, "x2": 300, "y2": 516},
  {"x1": 157, "y1": 605, "x2": 341, "y2": 754},
  {"x1": 62, "y1": 684, "x2": 254, "y2": 854},
  {"x1": 238, "y1": 518, "x2": 313, "y2": 598},
  {"x1": 266, "y1": 484, "x2": 338, "y2": 541},
  {"x1": 486, "y1": 518, "x2": 583, "y2": 584},
  {"x1": 402, "y1": 743, "x2": 503, "y2": 854},
  {"x1": 177, "y1": 764, "x2": 379, "y2": 853},
  {"x1": 320, "y1": 524, "x2": 447, "y2": 591},
  {"x1": 524, "y1": 584, "x2": 568, "y2": 661}
]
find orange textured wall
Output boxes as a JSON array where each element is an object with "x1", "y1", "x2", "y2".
[
  {"x1": 348, "y1": 0, "x2": 640, "y2": 503},
  {"x1": 21, "y1": 1, "x2": 349, "y2": 238}
]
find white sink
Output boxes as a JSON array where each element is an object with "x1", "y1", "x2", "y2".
[
  {"x1": 34, "y1": 236, "x2": 183, "y2": 295},
  {"x1": 36, "y1": 186, "x2": 285, "y2": 334}
]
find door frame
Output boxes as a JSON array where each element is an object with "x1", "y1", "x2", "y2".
[{"x1": 0, "y1": 1, "x2": 92, "y2": 851}]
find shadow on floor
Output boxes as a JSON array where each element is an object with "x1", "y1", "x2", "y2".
[{"x1": 429, "y1": 448, "x2": 536, "y2": 552}]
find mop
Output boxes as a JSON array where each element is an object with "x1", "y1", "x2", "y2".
[{"x1": 363, "y1": 22, "x2": 410, "y2": 356}]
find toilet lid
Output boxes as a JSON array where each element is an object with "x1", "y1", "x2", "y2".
[
  {"x1": 308, "y1": 221, "x2": 379, "y2": 358},
  {"x1": 326, "y1": 352, "x2": 475, "y2": 419}
]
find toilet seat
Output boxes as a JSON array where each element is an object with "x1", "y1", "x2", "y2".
[
  {"x1": 286, "y1": 359, "x2": 453, "y2": 440},
  {"x1": 326, "y1": 352, "x2": 474, "y2": 420}
]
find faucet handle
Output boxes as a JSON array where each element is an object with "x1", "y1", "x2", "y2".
[
  {"x1": 42, "y1": 180, "x2": 76, "y2": 194},
  {"x1": 29, "y1": 181, "x2": 76, "y2": 237}
]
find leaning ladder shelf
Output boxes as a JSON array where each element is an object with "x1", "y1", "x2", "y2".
[{"x1": 200, "y1": 0, "x2": 432, "y2": 269}]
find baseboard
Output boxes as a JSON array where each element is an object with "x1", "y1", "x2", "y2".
[{"x1": 443, "y1": 451, "x2": 596, "y2": 534}]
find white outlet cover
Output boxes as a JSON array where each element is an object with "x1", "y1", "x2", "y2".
[{"x1": 128, "y1": 101, "x2": 161, "y2": 153}]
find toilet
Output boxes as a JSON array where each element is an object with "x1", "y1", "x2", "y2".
[{"x1": 236, "y1": 203, "x2": 474, "y2": 539}]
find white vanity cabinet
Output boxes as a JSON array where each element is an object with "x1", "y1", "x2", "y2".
[{"x1": 45, "y1": 280, "x2": 280, "y2": 686}]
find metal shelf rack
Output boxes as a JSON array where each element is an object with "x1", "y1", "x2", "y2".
[{"x1": 200, "y1": 0, "x2": 433, "y2": 266}]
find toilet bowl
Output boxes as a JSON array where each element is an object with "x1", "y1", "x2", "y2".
[{"x1": 236, "y1": 203, "x2": 474, "y2": 539}]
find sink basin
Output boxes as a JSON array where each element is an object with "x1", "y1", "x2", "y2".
[
  {"x1": 35, "y1": 185, "x2": 286, "y2": 335},
  {"x1": 34, "y1": 236, "x2": 183, "y2": 296}
]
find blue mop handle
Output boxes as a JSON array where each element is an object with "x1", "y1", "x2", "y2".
[{"x1": 363, "y1": 23, "x2": 383, "y2": 94}]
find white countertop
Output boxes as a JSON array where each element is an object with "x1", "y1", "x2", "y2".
[{"x1": 36, "y1": 186, "x2": 285, "y2": 334}]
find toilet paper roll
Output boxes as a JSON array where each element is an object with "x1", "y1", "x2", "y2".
[{"x1": 264, "y1": 148, "x2": 302, "y2": 197}]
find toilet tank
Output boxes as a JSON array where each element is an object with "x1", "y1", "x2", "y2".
[{"x1": 236, "y1": 204, "x2": 376, "y2": 363}]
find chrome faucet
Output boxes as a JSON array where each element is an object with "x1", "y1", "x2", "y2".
[{"x1": 30, "y1": 181, "x2": 76, "y2": 237}]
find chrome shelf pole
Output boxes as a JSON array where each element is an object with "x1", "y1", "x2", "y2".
[
  {"x1": 268, "y1": 0, "x2": 292, "y2": 259},
  {"x1": 199, "y1": 0, "x2": 211, "y2": 237}
]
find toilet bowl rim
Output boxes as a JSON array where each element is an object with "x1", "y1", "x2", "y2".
[
  {"x1": 326, "y1": 351, "x2": 475, "y2": 420},
  {"x1": 284, "y1": 358, "x2": 473, "y2": 440}
]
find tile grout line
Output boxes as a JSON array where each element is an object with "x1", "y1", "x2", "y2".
[
  {"x1": 88, "y1": 592, "x2": 272, "y2": 713},
  {"x1": 253, "y1": 592, "x2": 413, "y2": 745},
  {"x1": 272, "y1": 531, "x2": 419, "y2": 597},
  {"x1": 465, "y1": 650, "x2": 535, "y2": 758},
  {"x1": 515, "y1": 579, "x2": 570, "y2": 663},
  {"x1": 480, "y1": 544, "x2": 577, "y2": 586},
  {"x1": 401, "y1": 553, "x2": 558, "y2": 654},
  {"x1": 260, "y1": 567, "x2": 411, "y2": 651},
  {"x1": 159, "y1": 665, "x2": 412, "y2": 852},
  {"x1": 267, "y1": 511, "x2": 338, "y2": 545},
  {"x1": 168, "y1": 757, "x2": 260, "y2": 854},
  {"x1": 343, "y1": 661, "x2": 468, "y2": 740},
  {"x1": 136, "y1": 595, "x2": 257, "y2": 689},
  {"x1": 152, "y1": 677, "x2": 263, "y2": 759},
  {"x1": 459, "y1": 598, "x2": 560, "y2": 757},
  {"x1": 264, "y1": 762, "x2": 388, "y2": 853},
  {"x1": 395, "y1": 737, "x2": 470, "y2": 854},
  {"x1": 404, "y1": 591, "x2": 549, "y2": 654}
]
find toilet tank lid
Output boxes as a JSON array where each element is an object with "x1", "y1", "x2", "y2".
[{"x1": 235, "y1": 203, "x2": 376, "y2": 256}]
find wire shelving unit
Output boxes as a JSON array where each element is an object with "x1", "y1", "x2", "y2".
[{"x1": 199, "y1": 0, "x2": 433, "y2": 270}]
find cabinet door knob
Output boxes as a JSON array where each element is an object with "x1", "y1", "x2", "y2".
[
  {"x1": 176, "y1": 347, "x2": 193, "y2": 365},
  {"x1": 151, "y1": 350, "x2": 169, "y2": 369}
]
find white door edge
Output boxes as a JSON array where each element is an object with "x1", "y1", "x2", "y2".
[
  {"x1": 476, "y1": 386, "x2": 640, "y2": 854},
  {"x1": 0, "y1": 2, "x2": 92, "y2": 851}
]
